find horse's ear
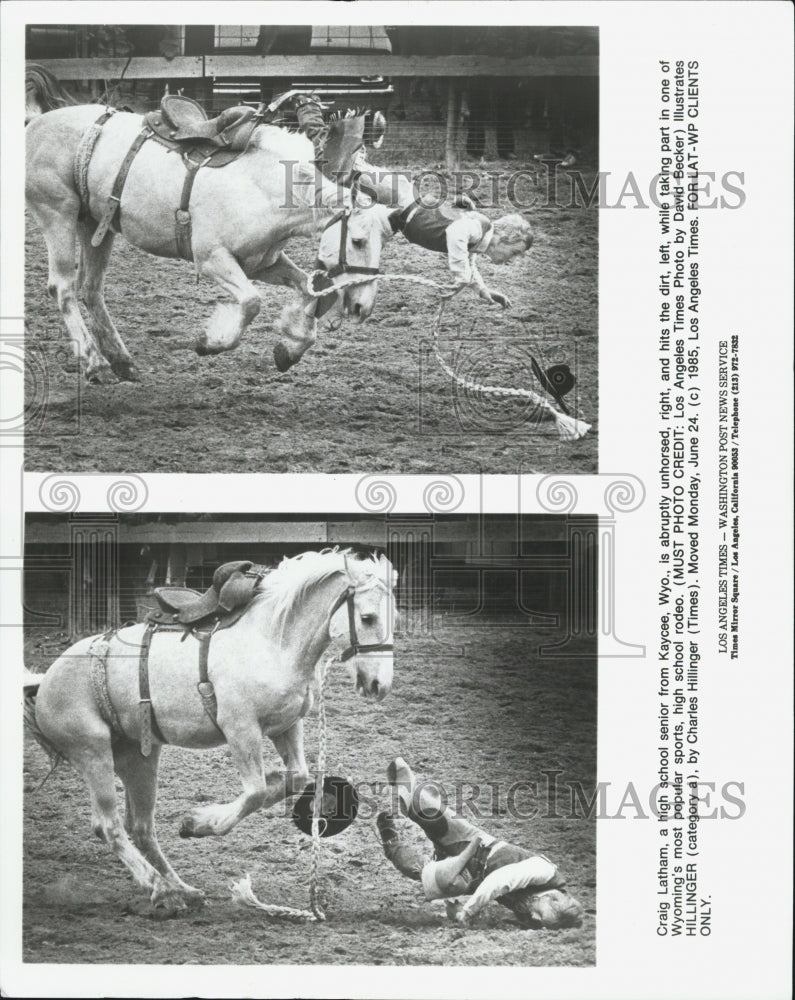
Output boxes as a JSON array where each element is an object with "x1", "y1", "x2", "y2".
[{"x1": 378, "y1": 552, "x2": 398, "y2": 586}]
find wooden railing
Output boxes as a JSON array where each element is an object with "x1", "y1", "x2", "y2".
[{"x1": 34, "y1": 53, "x2": 598, "y2": 80}]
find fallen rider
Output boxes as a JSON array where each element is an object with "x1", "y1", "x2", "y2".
[
  {"x1": 377, "y1": 757, "x2": 584, "y2": 929},
  {"x1": 288, "y1": 92, "x2": 533, "y2": 311},
  {"x1": 385, "y1": 200, "x2": 534, "y2": 310}
]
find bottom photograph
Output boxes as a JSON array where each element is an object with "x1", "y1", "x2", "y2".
[{"x1": 22, "y1": 512, "x2": 597, "y2": 967}]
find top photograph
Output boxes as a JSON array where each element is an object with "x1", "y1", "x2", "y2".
[{"x1": 24, "y1": 23, "x2": 599, "y2": 474}]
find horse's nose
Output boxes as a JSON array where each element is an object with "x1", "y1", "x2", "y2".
[
  {"x1": 370, "y1": 679, "x2": 380, "y2": 698},
  {"x1": 352, "y1": 302, "x2": 363, "y2": 319}
]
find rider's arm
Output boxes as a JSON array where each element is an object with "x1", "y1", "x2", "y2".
[
  {"x1": 446, "y1": 218, "x2": 509, "y2": 307},
  {"x1": 445, "y1": 216, "x2": 481, "y2": 288},
  {"x1": 459, "y1": 855, "x2": 558, "y2": 919},
  {"x1": 469, "y1": 256, "x2": 490, "y2": 298}
]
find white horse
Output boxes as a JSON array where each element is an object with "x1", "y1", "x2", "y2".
[
  {"x1": 25, "y1": 104, "x2": 383, "y2": 382},
  {"x1": 25, "y1": 549, "x2": 397, "y2": 910}
]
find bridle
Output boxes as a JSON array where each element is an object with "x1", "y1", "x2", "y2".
[
  {"x1": 329, "y1": 579, "x2": 394, "y2": 662},
  {"x1": 318, "y1": 203, "x2": 381, "y2": 281}
]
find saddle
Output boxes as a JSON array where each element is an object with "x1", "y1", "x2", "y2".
[
  {"x1": 142, "y1": 95, "x2": 260, "y2": 163},
  {"x1": 149, "y1": 560, "x2": 266, "y2": 629},
  {"x1": 127, "y1": 560, "x2": 268, "y2": 756}
]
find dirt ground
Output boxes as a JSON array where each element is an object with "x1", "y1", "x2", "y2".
[
  {"x1": 23, "y1": 616, "x2": 596, "y2": 967},
  {"x1": 24, "y1": 166, "x2": 598, "y2": 475}
]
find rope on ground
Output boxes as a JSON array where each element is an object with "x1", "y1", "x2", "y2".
[
  {"x1": 307, "y1": 271, "x2": 591, "y2": 441},
  {"x1": 229, "y1": 654, "x2": 333, "y2": 923}
]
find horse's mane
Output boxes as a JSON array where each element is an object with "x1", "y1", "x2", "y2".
[
  {"x1": 252, "y1": 547, "x2": 385, "y2": 639},
  {"x1": 25, "y1": 62, "x2": 76, "y2": 112}
]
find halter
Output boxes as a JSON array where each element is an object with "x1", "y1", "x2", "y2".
[
  {"x1": 320, "y1": 206, "x2": 381, "y2": 281},
  {"x1": 329, "y1": 577, "x2": 393, "y2": 662}
]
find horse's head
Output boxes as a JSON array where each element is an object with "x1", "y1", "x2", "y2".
[
  {"x1": 329, "y1": 553, "x2": 397, "y2": 701},
  {"x1": 315, "y1": 200, "x2": 394, "y2": 327}
]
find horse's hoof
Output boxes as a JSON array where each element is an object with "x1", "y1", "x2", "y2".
[
  {"x1": 273, "y1": 343, "x2": 295, "y2": 373},
  {"x1": 111, "y1": 358, "x2": 140, "y2": 382},
  {"x1": 179, "y1": 815, "x2": 198, "y2": 838},
  {"x1": 195, "y1": 341, "x2": 209, "y2": 357},
  {"x1": 151, "y1": 888, "x2": 188, "y2": 913}
]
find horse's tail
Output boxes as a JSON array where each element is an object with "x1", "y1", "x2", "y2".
[
  {"x1": 25, "y1": 62, "x2": 77, "y2": 114},
  {"x1": 23, "y1": 670, "x2": 66, "y2": 768}
]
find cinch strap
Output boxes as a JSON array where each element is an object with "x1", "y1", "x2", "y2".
[
  {"x1": 196, "y1": 629, "x2": 225, "y2": 736},
  {"x1": 174, "y1": 153, "x2": 211, "y2": 262},
  {"x1": 138, "y1": 622, "x2": 167, "y2": 756}
]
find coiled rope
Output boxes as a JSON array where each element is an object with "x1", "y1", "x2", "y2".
[
  {"x1": 306, "y1": 270, "x2": 591, "y2": 441},
  {"x1": 229, "y1": 653, "x2": 332, "y2": 922}
]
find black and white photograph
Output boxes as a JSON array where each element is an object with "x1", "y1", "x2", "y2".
[
  {"x1": 22, "y1": 512, "x2": 597, "y2": 967},
  {"x1": 23, "y1": 22, "x2": 598, "y2": 474},
  {"x1": 2, "y1": 2, "x2": 793, "y2": 999}
]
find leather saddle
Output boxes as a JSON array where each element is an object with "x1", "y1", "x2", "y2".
[
  {"x1": 149, "y1": 560, "x2": 266, "y2": 629},
  {"x1": 143, "y1": 95, "x2": 260, "y2": 164}
]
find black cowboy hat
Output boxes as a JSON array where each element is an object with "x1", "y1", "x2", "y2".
[
  {"x1": 292, "y1": 776, "x2": 360, "y2": 838},
  {"x1": 530, "y1": 358, "x2": 576, "y2": 414}
]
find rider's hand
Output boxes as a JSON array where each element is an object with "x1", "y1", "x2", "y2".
[
  {"x1": 489, "y1": 291, "x2": 512, "y2": 309},
  {"x1": 445, "y1": 900, "x2": 464, "y2": 923}
]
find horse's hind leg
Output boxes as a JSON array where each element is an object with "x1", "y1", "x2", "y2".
[
  {"x1": 26, "y1": 199, "x2": 113, "y2": 383},
  {"x1": 113, "y1": 740, "x2": 204, "y2": 905},
  {"x1": 194, "y1": 247, "x2": 261, "y2": 356},
  {"x1": 76, "y1": 221, "x2": 140, "y2": 382},
  {"x1": 70, "y1": 738, "x2": 187, "y2": 908}
]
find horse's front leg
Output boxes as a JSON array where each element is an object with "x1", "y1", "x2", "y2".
[
  {"x1": 250, "y1": 252, "x2": 325, "y2": 372},
  {"x1": 179, "y1": 718, "x2": 310, "y2": 838},
  {"x1": 194, "y1": 247, "x2": 261, "y2": 355},
  {"x1": 271, "y1": 718, "x2": 311, "y2": 796}
]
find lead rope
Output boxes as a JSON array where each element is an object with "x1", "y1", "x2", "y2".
[
  {"x1": 306, "y1": 273, "x2": 591, "y2": 441},
  {"x1": 309, "y1": 653, "x2": 331, "y2": 919},
  {"x1": 229, "y1": 654, "x2": 332, "y2": 923}
]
